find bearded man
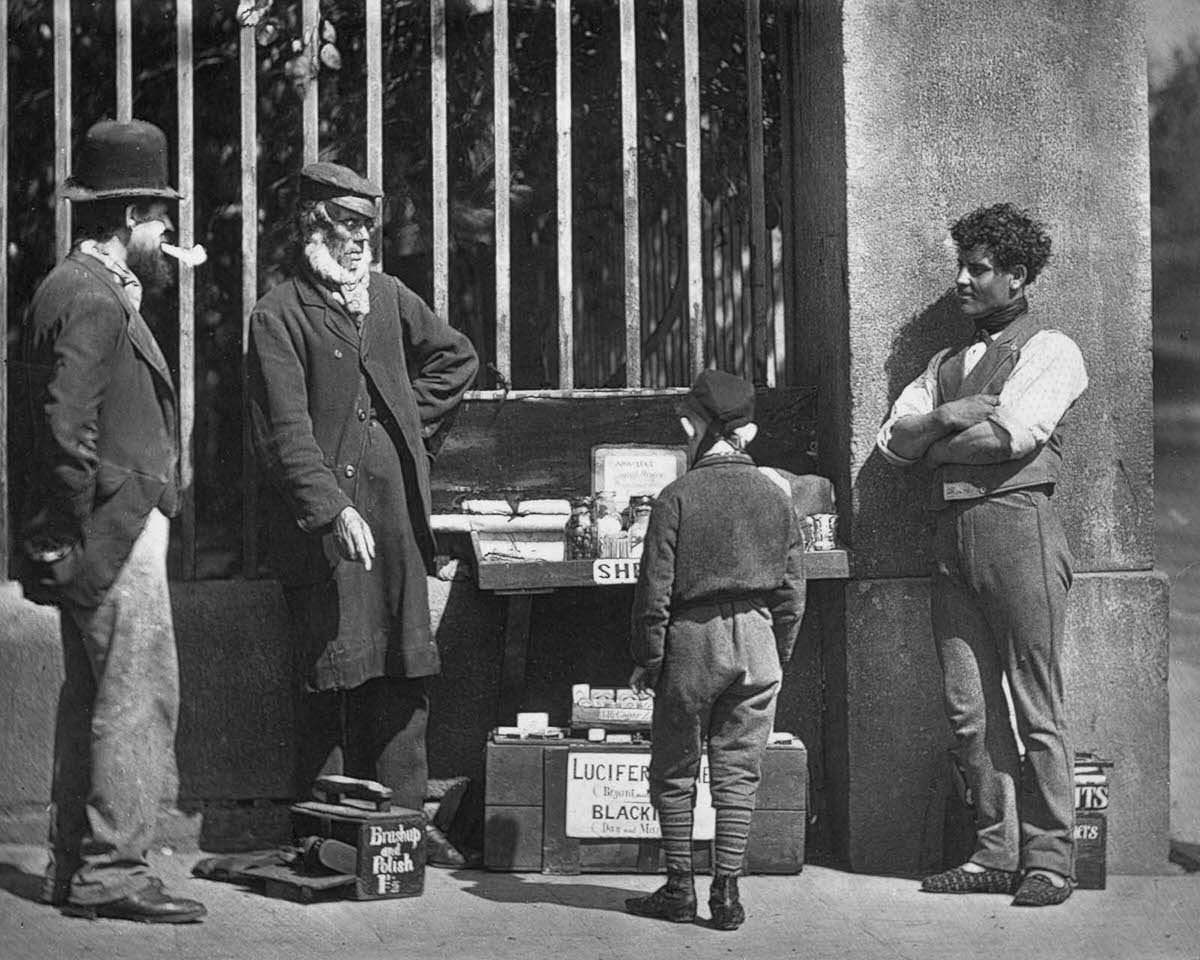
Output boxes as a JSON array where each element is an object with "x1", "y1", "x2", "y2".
[
  {"x1": 14, "y1": 119, "x2": 206, "y2": 923},
  {"x1": 246, "y1": 162, "x2": 477, "y2": 861}
]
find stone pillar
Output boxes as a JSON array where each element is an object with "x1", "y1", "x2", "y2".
[{"x1": 793, "y1": 0, "x2": 1169, "y2": 873}]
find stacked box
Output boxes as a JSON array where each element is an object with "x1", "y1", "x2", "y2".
[
  {"x1": 484, "y1": 738, "x2": 806, "y2": 874},
  {"x1": 1074, "y1": 754, "x2": 1112, "y2": 890},
  {"x1": 292, "y1": 801, "x2": 426, "y2": 900}
]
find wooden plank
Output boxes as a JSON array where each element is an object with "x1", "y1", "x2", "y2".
[
  {"x1": 432, "y1": 388, "x2": 819, "y2": 511},
  {"x1": 178, "y1": 0, "x2": 197, "y2": 579},
  {"x1": 541, "y1": 747, "x2": 581, "y2": 874},
  {"x1": 619, "y1": 0, "x2": 639, "y2": 388},
  {"x1": 777, "y1": 7, "x2": 797, "y2": 389},
  {"x1": 473, "y1": 550, "x2": 848, "y2": 593},
  {"x1": 555, "y1": 0, "x2": 573, "y2": 388},
  {"x1": 498, "y1": 594, "x2": 533, "y2": 722},
  {"x1": 366, "y1": 0, "x2": 382, "y2": 188},
  {"x1": 683, "y1": 0, "x2": 702, "y2": 379},
  {"x1": 0, "y1": 1, "x2": 7, "y2": 579},
  {"x1": 303, "y1": 0, "x2": 319, "y2": 164},
  {"x1": 240, "y1": 24, "x2": 259, "y2": 576},
  {"x1": 431, "y1": 0, "x2": 449, "y2": 319},
  {"x1": 115, "y1": 0, "x2": 132, "y2": 122},
  {"x1": 746, "y1": 0, "x2": 768, "y2": 386},
  {"x1": 493, "y1": 0, "x2": 511, "y2": 386},
  {"x1": 53, "y1": 0, "x2": 71, "y2": 262}
]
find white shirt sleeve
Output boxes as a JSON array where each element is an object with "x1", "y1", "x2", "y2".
[
  {"x1": 989, "y1": 330, "x2": 1089, "y2": 458},
  {"x1": 876, "y1": 349, "x2": 949, "y2": 466}
]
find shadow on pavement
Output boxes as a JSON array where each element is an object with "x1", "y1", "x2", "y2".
[
  {"x1": 451, "y1": 869, "x2": 650, "y2": 915},
  {"x1": 0, "y1": 860, "x2": 44, "y2": 904}
]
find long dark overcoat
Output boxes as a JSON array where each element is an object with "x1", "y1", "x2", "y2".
[
  {"x1": 247, "y1": 270, "x2": 477, "y2": 689},
  {"x1": 13, "y1": 251, "x2": 179, "y2": 609}
]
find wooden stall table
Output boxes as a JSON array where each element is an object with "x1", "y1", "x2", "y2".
[{"x1": 466, "y1": 533, "x2": 852, "y2": 723}]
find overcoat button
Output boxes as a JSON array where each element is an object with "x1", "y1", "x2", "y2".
[
  {"x1": 345, "y1": 464, "x2": 356, "y2": 478},
  {"x1": 334, "y1": 348, "x2": 343, "y2": 359},
  {"x1": 358, "y1": 409, "x2": 367, "y2": 421}
]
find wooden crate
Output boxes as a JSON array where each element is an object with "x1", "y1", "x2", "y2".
[{"x1": 484, "y1": 738, "x2": 806, "y2": 875}]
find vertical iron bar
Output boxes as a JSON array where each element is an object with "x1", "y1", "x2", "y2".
[
  {"x1": 494, "y1": 0, "x2": 511, "y2": 386},
  {"x1": 240, "y1": 23, "x2": 259, "y2": 576},
  {"x1": 745, "y1": 0, "x2": 768, "y2": 386},
  {"x1": 619, "y1": 0, "x2": 640, "y2": 387},
  {"x1": 54, "y1": 0, "x2": 72, "y2": 262},
  {"x1": 303, "y1": 0, "x2": 319, "y2": 164},
  {"x1": 683, "y1": 0, "x2": 702, "y2": 378},
  {"x1": 116, "y1": 0, "x2": 132, "y2": 122},
  {"x1": 178, "y1": 0, "x2": 197, "y2": 579},
  {"x1": 431, "y1": 0, "x2": 449, "y2": 319},
  {"x1": 556, "y1": 0, "x2": 573, "y2": 388}
]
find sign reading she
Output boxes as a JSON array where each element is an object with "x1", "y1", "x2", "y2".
[
  {"x1": 592, "y1": 558, "x2": 640, "y2": 584},
  {"x1": 565, "y1": 750, "x2": 715, "y2": 839}
]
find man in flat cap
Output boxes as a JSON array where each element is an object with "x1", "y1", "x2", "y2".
[
  {"x1": 247, "y1": 161, "x2": 478, "y2": 862},
  {"x1": 625, "y1": 370, "x2": 806, "y2": 931},
  {"x1": 13, "y1": 118, "x2": 206, "y2": 922}
]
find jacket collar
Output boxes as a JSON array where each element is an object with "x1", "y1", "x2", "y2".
[
  {"x1": 67, "y1": 249, "x2": 174, "y2": 392},
  {"x1": 295, "y1": 267, "x2": 363, "y2": 351},
  {"x1": 691, "y1": 450, "x2": 756, "y2": 471}
]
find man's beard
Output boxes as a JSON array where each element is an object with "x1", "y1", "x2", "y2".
[
  {"x1": 126, "y1": 240, "x2": 175, "y2": 290},
  {"x1": 304, "y1": 231, "x2": 371, "y2": 288}
]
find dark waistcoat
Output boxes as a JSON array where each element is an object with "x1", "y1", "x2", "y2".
[{"x1": 931, "y1": 310, "x2": 1070, "y2": 509}]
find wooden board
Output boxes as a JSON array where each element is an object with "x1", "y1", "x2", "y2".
[
  {"x1": 471, "y1": 545, "x2": 851, "y2": 593},
  {"x1": 431, "y1": 388, "x2": 819, "y2": 513}
]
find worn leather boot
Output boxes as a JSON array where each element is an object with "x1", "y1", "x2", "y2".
[
  {"x1": 624, "y1": 871, "x2": 697, "y2": 922},
  {"x1": 709, "y1": 873, "x2": 745, "y2": 931}
]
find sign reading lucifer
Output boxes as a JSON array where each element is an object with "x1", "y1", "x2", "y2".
[{"x1": 565, "y1": 750, "x2": 715, "y2": 839}]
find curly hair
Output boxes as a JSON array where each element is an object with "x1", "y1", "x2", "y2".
[{"x1": 950, "y1": 202, "x2": 1053, "y2": 284}]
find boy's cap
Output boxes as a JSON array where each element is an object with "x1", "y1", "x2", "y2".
[
  {"x1": 681, "y1": 369, "x2": 755, "y2": 430},
  {"x1": 299, "y1": 161, "x2": 382, "y2": 218}
]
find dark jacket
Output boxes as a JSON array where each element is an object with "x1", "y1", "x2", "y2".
[
  {"x1": 247, "y1": 270, "x2": 477, "y2": 586},
  {"x1": 13, "y1": 251, "x2": 179, "y2": 609},
  {"x1": 630, "y1": 452, "x2": 806, "y2": 672}
]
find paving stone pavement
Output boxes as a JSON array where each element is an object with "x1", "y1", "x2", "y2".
[{"x1": 1, "y1": 844, "x2": 1198, "y2": 960}]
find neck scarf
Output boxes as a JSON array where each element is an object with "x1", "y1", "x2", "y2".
[
  {"x1": 972, "y1": 296, "x2": 1028, "y2": 339},
  {"x1": 77, "y1": 239, "x2": 143, "y2": 311}
]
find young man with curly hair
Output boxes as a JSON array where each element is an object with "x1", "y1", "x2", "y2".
[{"x1": 877, "y1": 203, "x2": 1088, "y2": 907}]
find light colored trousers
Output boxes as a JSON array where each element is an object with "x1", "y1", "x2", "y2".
[{"x1": 47, "y1": 508, "x2": 181, "y2": 906}]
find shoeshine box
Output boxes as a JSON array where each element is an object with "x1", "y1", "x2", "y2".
[{"x1": 292, "y1": 800, "x2": 427, "y2": 900}]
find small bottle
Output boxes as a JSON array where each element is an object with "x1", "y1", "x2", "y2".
[
  {"x1": 627, "y1": 495, "x2": 654, "y2": 559},
  {"x1": 563, "y1": 497, "x2": 595, "y2": 560}
]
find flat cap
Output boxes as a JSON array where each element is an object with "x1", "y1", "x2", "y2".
[
  {"x1": 681, "y1": 369, "x2": 755, "y2": 431},
  {"x1": 299, "y1": 161, "x2": 382, "y2": 218}
]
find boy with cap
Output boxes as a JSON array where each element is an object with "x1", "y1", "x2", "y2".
[{"x1": 625, "y1": 370, "x2": 806, "y2": 930}]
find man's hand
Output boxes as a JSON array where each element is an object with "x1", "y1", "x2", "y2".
[
  {"x1": 334, "y1": 506, "x2": 376, "y2": 571},
  {"x1": 936, "y1": 394, "x2": 1000, "y2": 432},
  {"x1": 629, "y1": 665, "x2": 659, "y2": 695}
]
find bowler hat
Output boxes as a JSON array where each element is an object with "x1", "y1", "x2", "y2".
[
  {"x1": 299, "y1": 161, "x2": 382, "y2": 218},
  {"x1": 62, "y1": 119, "x2": 180, "y2": 202},
  {"x1": 681, "y1": 369, "x2": 755, "y2": 431}
]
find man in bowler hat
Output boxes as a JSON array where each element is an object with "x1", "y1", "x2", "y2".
[
  {"x1": 246, "y1": 162, "x2": 477, "y2": 862},
  {"x1": 13, "y1": 119, "x2": 206, "y2": 922}
]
